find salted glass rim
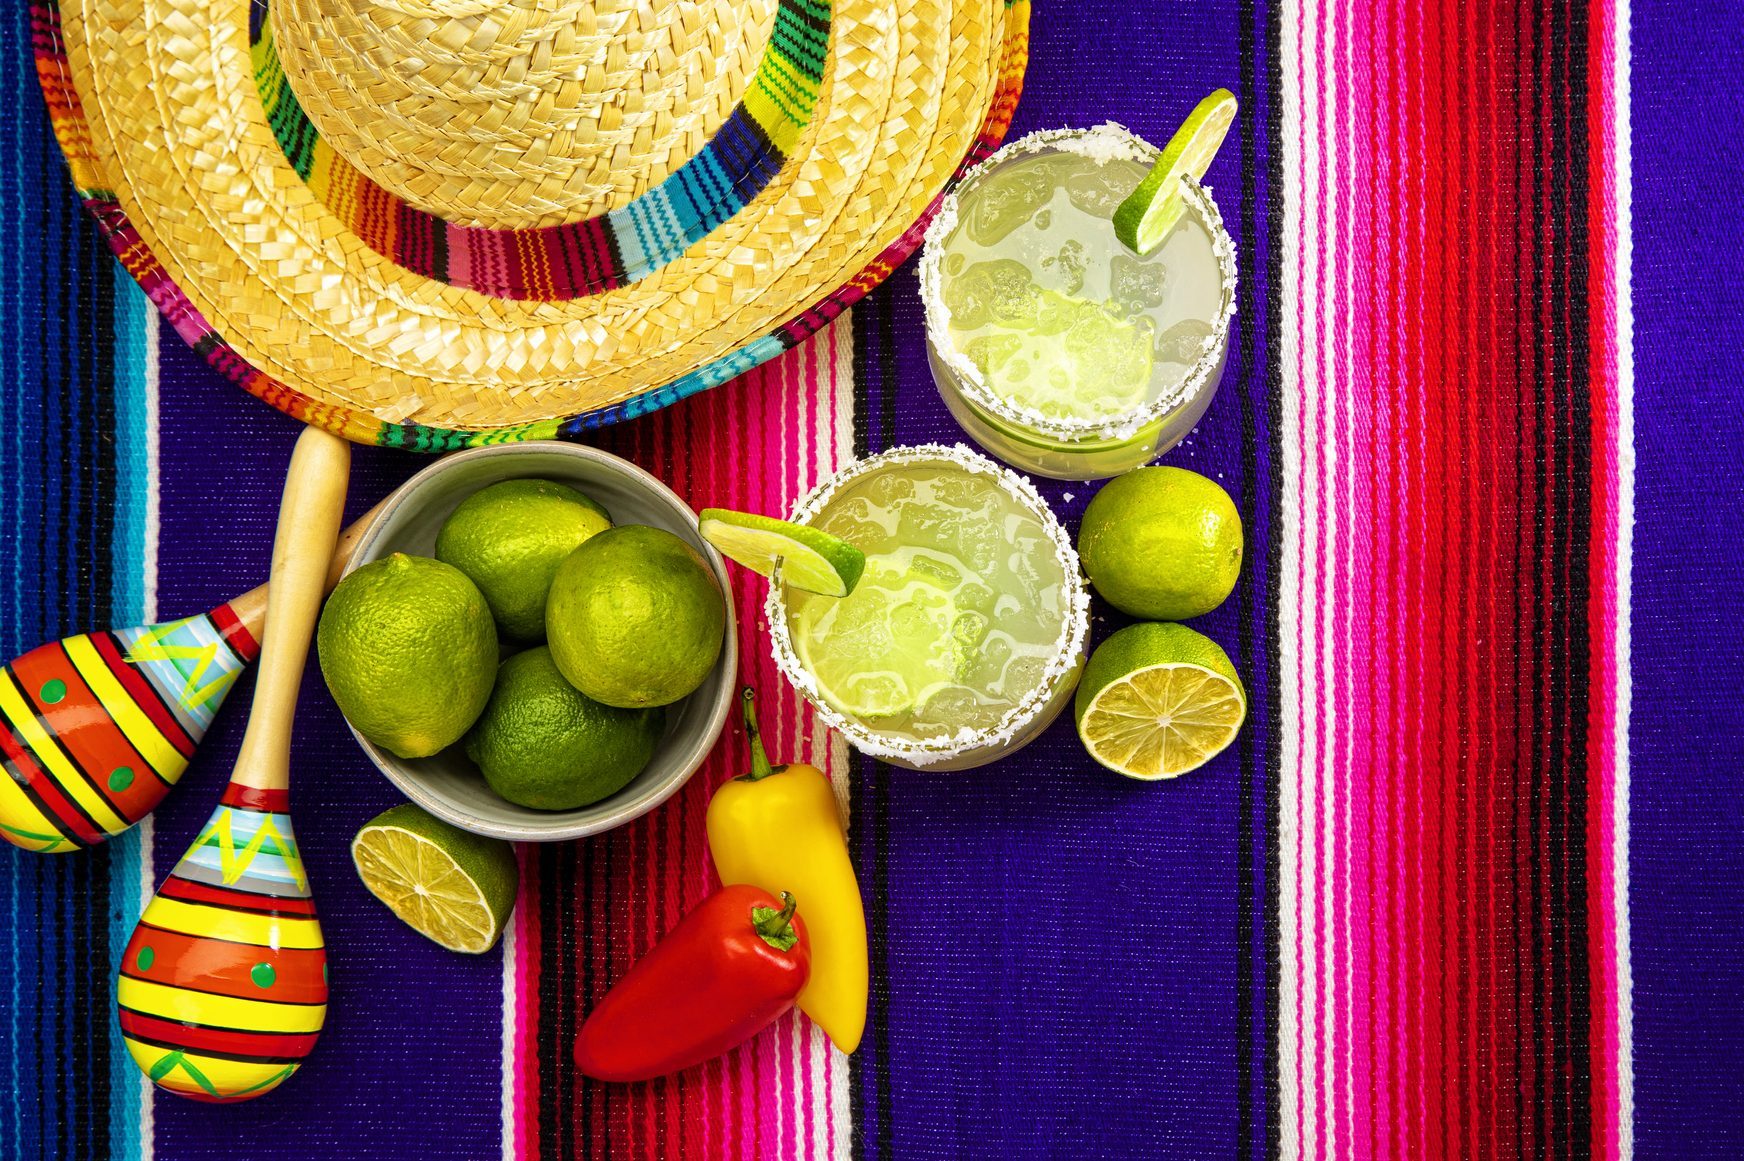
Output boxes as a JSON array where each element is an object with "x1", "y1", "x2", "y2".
[
  {"x1": 918, "y1": 122, "x2": 1239, "y2": 443},
  {"x1": 765, "y1": 443, "x2": 1091, "y2": 767}
]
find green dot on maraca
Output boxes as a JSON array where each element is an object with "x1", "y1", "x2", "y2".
[
  {"x1": 108, "y1": 767, "x2": 135, "y2": 792},
  {"x1": 135, "y1": 946, "x2": 154, "y2": 971},
  {"x1": 39, "y1": 679, "x2": 66, "y2": 704},
  {"x1": 251, "y1": 962, "x2": 277, "y2": 989}
]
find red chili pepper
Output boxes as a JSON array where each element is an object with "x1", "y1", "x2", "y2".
[{"x1": 573, "y1": 884, "x2": 810, "y2": 1082}]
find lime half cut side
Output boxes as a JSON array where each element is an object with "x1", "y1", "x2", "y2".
[
  {"x1": 1112, "y1": 89, "x2": 1239, "y2": 256},
  {"x1": 351, "y1": 804, "x2": 518, "y2": 954},
  {"x1": 699, "y1": 509, "x2": 867, "y2": 597},
  {"x1": 1074, "y1": 622, "x2": 1247, "y2": 779}
]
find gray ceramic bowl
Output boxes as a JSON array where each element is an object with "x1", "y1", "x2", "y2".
[{"x1": 337, "y1": 442, "x2": 737, "y2": 842}]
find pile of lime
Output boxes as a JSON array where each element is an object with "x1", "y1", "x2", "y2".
[
  {"x1": 322, "y1": 478, "x2": 727, "y2": 950},
  {"x1": 1073, "y1": 465, "x2": 1249, "y2": 780},
  {"x1": 318, "y1": 478, "x2": 727, "y2": 811}
]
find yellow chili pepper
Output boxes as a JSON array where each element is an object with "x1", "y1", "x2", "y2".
[{"x1": 706, "y1": 688, "x2": 867, "y2": 1054}]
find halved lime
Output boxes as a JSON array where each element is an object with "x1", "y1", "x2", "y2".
[
  {"x1": 351, "y1": 804, "x2": 518, "y2": 953},
  {"x1": 699, "y1": 509, "x2": 867, "y2": 597},
  {"x1": 1112, "y1": 89, "x2": 1239, "y2": 255},
  {"x1": 1074, "y1": 622, "x2": 1246, "y2": 779}
]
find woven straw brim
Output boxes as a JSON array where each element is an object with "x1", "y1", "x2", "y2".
[
  {"x1": 270, "y1": 0, "x2": 786, "y2": 231},
  {"x1": 46, "y1": 0, "x2": 1023, "y2": 437}
]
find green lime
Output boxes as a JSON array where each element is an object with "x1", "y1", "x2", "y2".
[
  {"x1": 546, "y1": 525, "x2": 727, "y2": 708},
  {"x1": 1074, "y1": 622, "x2": 1246, "y2": 780},
  {"x1": 1112, "y1": 89, "x2": 1238, "y2": 255},
  {"x1": 464, "y1": 647, "x2": 664, "y2": 811},
  {"x1": 318, "y1": 553, "x2": 497, "y2": 758},
  {"x1": 435, "y1": 479, "x2": 612, "y2": 642},
  {"x1": 350, "y1": 803, "x2": 518, "y2": 953},
  {"x1": 1078, "y1": 466, "x2": 1243, "y2": 620},
  {"x1": 698, "y1": 508, "x2": 866, "y2": 596}
]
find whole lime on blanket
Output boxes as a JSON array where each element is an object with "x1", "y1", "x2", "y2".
[
  {"x1": 1077, "y1": 466, "x2": 1243, "y2": 620},
  {"x1": 465, "y1": 647, "x2": 664, "y2": 810},
  {"x1": 435, "y1": 478, "x2": 611, "y2": 642},
  {"x1": 546, "y1": 525, "x2": 726, "y2": 708},
  {"x1": 352, "y1": 803, "x2": 518, "y2": 954},
  {"x1": 318, "y1": 553, "x2": 497, "y2": 758}
]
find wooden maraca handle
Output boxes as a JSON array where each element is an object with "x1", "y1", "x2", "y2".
[
  {"x1": 225, "y1": 495, "x2": 388, "y2": 639},
  {"x1": 231, "y1": 429, "x2": 351, "y2": 792}
]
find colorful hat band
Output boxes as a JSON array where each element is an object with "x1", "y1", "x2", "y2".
[{"x1": 250, "y1": 0, "x2": 831, "y2": 301}]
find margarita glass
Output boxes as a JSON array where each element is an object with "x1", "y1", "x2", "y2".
[
  {"x1": 919, "y1": 123, "x2": 1237, "y2": 481},
  {"x1": 767, "y1": 445, "x2": 1090, "y2": 770}
]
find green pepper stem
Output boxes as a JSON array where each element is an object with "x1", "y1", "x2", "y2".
[
  {"x1": 754, "y1": 892, "x2": 797, "y2": 940},
  {"x1": 739, "y1": 686, "x2": 778, "y2": 782}
]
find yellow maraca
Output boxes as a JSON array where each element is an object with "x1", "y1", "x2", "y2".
[
  {"x1": 0, "y1": 499, "x2": 383, "y2": 854},
  {"x1": 117, "y1": 427, "x2": 349, "y2": 1102}
]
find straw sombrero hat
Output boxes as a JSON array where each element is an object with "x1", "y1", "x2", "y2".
[{"x1": 35, "y1": 0, "x2": 1028, "y2": 447}]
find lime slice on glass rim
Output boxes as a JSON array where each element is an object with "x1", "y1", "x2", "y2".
[
  {"x1": 351, "y1": 804, "x2": 518, "y2": 954},
  {"x1": 699, "y1": 509, "x2": 867, "y2": 597},
  {"x1": 1074, "y1": 622, "x2": 1247, "y2": 780},
  {"x1": 1112, "y1": 89, "x2": 1239, "y2": 256}
]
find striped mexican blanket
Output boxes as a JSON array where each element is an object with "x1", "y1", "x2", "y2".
[{"x1": 5, "y1": 0, "x2": 1740, "y2": 1158}]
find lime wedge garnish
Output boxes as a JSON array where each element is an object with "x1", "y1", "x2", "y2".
[
  {"x1": 1112, "y1": 89, "x2": 1238, "y2": 255},
  {"x1": 699, "y1": 509, "x2": 867, "y2": 597},
  {"x1": 351, "y1": 804, "x2": 518, "y2": 953},
  {"x1": 1074, "y1": 622, "x2": 1246, "y2": 779}
]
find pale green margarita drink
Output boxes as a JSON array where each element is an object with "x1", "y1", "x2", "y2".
[
  {"x1": 920, "y1": 124, "x2": 1236, "y2": 481},
  {"x1": 768, "y1": 445, "x2": 1089, "y2": 770}
]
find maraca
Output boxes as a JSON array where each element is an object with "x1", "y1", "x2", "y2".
[
  {"x1": 0, "y1": 498, "x2": 384, "y2": 854},
  {"x1": 117, "y1": 427, "x2": 348, "y2": 1103}
]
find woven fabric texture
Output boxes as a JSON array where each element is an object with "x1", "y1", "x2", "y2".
[{"x1": 4, "y1": 0, "x2": 1742, "y2": 1158}]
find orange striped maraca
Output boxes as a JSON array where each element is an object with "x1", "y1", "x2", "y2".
[
  {"x1": 0, "y1": 500, "x2": 383, "y2": 854},
  {"x1": 118, "y1": 427, "x2": 349, "y2": 1102},
  {"x1": 117, "y1": 782, "x2": 324, "y2": 1101}
]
